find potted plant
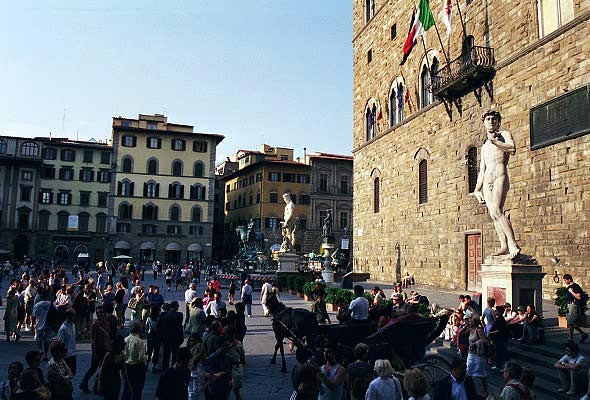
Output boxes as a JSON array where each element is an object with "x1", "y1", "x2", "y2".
[
  {"x1": 325, "y1": 287, "x2": 341, "y2": 311},
  {"x1": 295, "y1": 277, "x2": 308, "y2": 298},
  {"x1": 303, "y1": 281, "x2": 315, "y2": 301},
  {"x1": 276, "y1": 275, "x2": 288, "y2": 292},
  {"x1": 287, "y1": 276, "x2": 297, "y2": 295}
]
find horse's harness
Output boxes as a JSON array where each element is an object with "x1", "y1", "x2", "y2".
[{"x1": 272, "y1": 307, "x2": 307, "y2": 349}]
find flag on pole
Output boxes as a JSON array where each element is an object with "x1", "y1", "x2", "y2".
[
  {"x1": 405, "y1": 89, "x2": 411, "y2": 103},
  {"x1": 400, "y1": 0, "x2": 435, "y2": 66},
  {"x1": 441, "y1": 0, "x2": 452, "y2": 37},
  {"x1": 376, "y1": 102, "x2": 383, "y2": 121}
]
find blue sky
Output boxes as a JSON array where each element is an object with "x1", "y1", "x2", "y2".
[{"x1": 0, "y1": 1, "x2": 353, "y2": 162}]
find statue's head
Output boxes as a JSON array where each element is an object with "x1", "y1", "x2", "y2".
[
  {"x1": 481, "y1": 110, "x2": 502, "y2": 124},
  {"x1": 282, "y1": 193, "x2": 291, "y2": 203}
]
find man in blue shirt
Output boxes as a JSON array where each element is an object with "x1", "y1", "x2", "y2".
[{"x1": 345, "y1": 285, "x2": 369, "y2": 323}]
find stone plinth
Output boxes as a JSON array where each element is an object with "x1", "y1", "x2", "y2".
[
  {"x1": 480, "y1": 260, "x2": 546, "y2": 315},
  {"x1": 277, "y1": 252, "x2": 299, "y2": 272}
]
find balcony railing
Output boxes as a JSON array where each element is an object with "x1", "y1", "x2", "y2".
[{"x1": 432, "y1": 45, "x2": 496, "y2": 100}]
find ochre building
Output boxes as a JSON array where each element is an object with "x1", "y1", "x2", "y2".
[{"x1": 352, "y1": 0, "x2": 590, "y2": 299}]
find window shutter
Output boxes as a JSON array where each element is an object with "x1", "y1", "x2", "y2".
[
  {"x1": 68, "y1": 193, "x2": 72, "y2": 204},
  {"x1": 154, "y1": 206, "x2": 158, "y2": 220},
  {"x1": 190, "y1": 186, "x2": 194, "y2": 199},
  {"x1": 419, "y1": 160, "x2": 428, "y2": 204},
  {"x1": 78, "y1": 170, "x2": 83, "y2": 180},
  {"x1": 117, "y1": 181, "x2": 122, "y2": 196},
  {"x1": 90, "y1": 170, "x2": 94, "y2": 181},
  {"x1": 38, "y1": 192, "x2": 43, "y2": 202},
  {"x1": 132, "y1": 136, "x2": 137, "y2": 146},
  {"x1": 157, "y1": 138, "x2": 162, "y2": 148},
  {"x1": 201, "y1": 187, "x2": 206, "y2": 199},
  {"x1": 180, "y1": 185, "x2": 184, "y2": 199},
  {"x1": 168, "y1": 184, "x2": 173, "y2": 198},
  {"x1": 155, "y1": 183, "x2": 160, "y2": 197},
  {"x1": 130, "y1": 182, "x2": 134, "y2": 196},
  {"x1": 142, "y1": 205, "x2": 146, "y2": 219},
  {"x1": 143, "y1": 183, "x2": 148, "y2": 197},
  {"x1": 128, "y1": 205, "x2": 133, "y2": 219},
  {"x1": 49, "y1": 192, "x2": 54, "y2": 204}
]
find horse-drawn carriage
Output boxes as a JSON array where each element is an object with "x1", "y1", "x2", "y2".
[{"x1": 267, "y1": 296, "x2": 450, "y2": 391}]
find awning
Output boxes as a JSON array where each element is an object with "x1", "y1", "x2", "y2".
[
  {"x1": 165, "y1": 242, "x2": 181, "y2": 251},
  {"x1": 140, "y1": 241, "x2": 156, "y2": 250},
  {"x1": 114, "y1": 240, "x2": 131, "y2": 249},
  {"x1": 187, "y1": 243, "x2": 203, "y2": 252}
]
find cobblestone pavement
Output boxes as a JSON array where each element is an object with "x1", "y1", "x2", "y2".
[{"x1": 0, "y1": 273, "x2": 307, "y2": 399}]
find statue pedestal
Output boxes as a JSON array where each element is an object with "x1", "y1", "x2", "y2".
[
  {"x1": 277, "y1": 252, "x2": 299, "y2": 273},
  {"x1": 480, "y1": 257, "x2": 545, "y2": 314}
]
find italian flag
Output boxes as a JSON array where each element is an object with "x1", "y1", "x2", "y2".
[{"x1": 400, "y1": 0, "x2": 435, "y2": 66}]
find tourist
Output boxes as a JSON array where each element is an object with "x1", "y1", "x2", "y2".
[
  {"x1": 165, "y1": 266, "x2": 173, "y2": 291},
  {"x1": 433, "y1": 358, "x2": 480, "y2": 400},
  {"x1": 345, "y1": 343, "x2": 373, "y2": 400},
  {"x1": 0, "y1": 361, "x2": 23, "y2": 400},
  {"x1": 500, "y1": 361, "x2": 528, "y2": 400},
  {"x1": 159, "y1": 301, "x2": 184, "y2": 370},
  {"x1": 10, "y1": 369, "x2": 48, "y2": 400},
  {"x1": 365, "y1": 359, "x2": 402, "y2": 400},
  {"x1": 23, "y1": 279, "x2": 37, "y2": 330},
  {"x1": 123, "y1": 320, "x2": 148, "y2": 400},
  {"x1": 507, "y1": 306, "x2": 526, "y2": 339},
  {"x1": 290, "y1": 363, "x2": 320, "y2": 400},
  {"x1": 80, "y1": 305, "x2": 111, "y2": 394},
  {"x1": 114, "y1": 282, "x2": 127, "y2": 328},
  {"x1": 56, "y1": 309, "x2": 77, "y2": 375},
  {"x1": 403, "y1": 368, "x2": 430, "y2": 400},
  {"x1": 156, "y1": 347, "x2": 192, "y2": 400},
  {"x1": 519, "y1": 304, "x2": 541, "y2": 344},
  {"x1": 4, "y1": 285, "x2": 20, "y2": 342},
  {"x1": 318, "y1": 345, "x2": 346, "y2": 400},
  {"x1": 226, "y1": 327, "x2": 245, "y2": 400},
  {"x1": 203, "y1": 335, "x2": 233, "y2": 400},
  {"x1": 32, "y1": 290, "x2": 53, "y2": 360},
  {"x1": 241, "y1": 280, "x2": 253, "y2": 317},
  {"x1": 228, "y1": 279, "x2": 236, "y2": 305},
  {"x1": 98, "y1": 335, "x2": 126, "y2": 400},
  {"x1": 47, "y1": 341, "x2": 74, "y2": 400},
  {"x1": 187, "y1": 298, "x2": 206, "y2": 339},
  {"x1": 465, "y1": 316, "x2": 489, "y2": 397},
  {"x1": 234, "y1": 302, "x2": 247, "y2": 342},
  {"x1": 482, "y1": 297, "x2": 496, "y2": 336},
  {"x1": 188, "y1": 342, "x2": 209, "y2": 400},
  {"x1": 185, "y1": 283, "x2": 198, "y2": 329},
  {"x1": 488, "y1": 305, "x2": 508, "y2": 371},
  {"x1": 344, "y1": 285, "x2": 369, "y2": 323},
  {"x1": 205, "y1": 292, "x2": 227, "y2": 318},
  {"x1": 554, "y1": 342, "x2": 588, "y2": 395},
  {"x1": 563, "y1": 274, "x2": 589, "y2": 343},
  {"x1": 260, "y1": 279, "x2": 273, "y2": 317},
  {"x1": 145, "y1": 304, "x2": 163, "y2": 373}
]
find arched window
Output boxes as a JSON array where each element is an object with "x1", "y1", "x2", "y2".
[
  {"x1": 145, "y1": 181, "x2": 158, "y2": 198},
  {"x1": 467, "y1": 147, "x2": 478, "y2": 193},
  {"x1": 147, "y1": 158, "x2": 158, "y2": 175},
  {"x1": 122, "y1": 157, "x2": 133, "y2": 173},
  {"x1": 420, "y1": 58, "x2": 438, "y2": 109},
  {"x1": 142, "y1": 204, "x2": 158, "y2": 220},
  {"x1": 389, "y1": 82, "x2": 404, "y2": 127},
  {"x1": 190, "y1": 184, "x2": 205, "y2": 200},
  {"x1": 21, "y1": 141, "x2": 39, "y2": 157},
  {"x1": 168, "y1": 183, "x2": 184, "y2": 199},
  {"x1": 191, "y1": 206, "x2": 202, "y2": 222},
  {"x1": 373, "y1": 177, "x2": 380, "y2": 213},
  {"x1": 365, "y1": 0, "x2": 376, "y2": 23},
  {"x1": 120, "y1": 180, "x2": 133, "y2": 196},
  {"x1": 365, "y1": 104, "x2": 377, "y2": 141},
  {"x1": 193, "y1": 162, "x2": 204, "y2": 178},
  {"x1": 172, "y1": 160, "x2": 183, "y2": 177},
  {"x1": 170, "y1": 205, "x2": 181, "y2": 222},
  {"x1": 38, "y1": 210, "x2": 50, "y2": 230},
  {"x1": 419, "y1": 159, "x2": 428, "y2": 204},
  {"x1": 78, "y1": 212, "x2": 90, "y2": 232},
  {"x1": 57, "y1": 211, "x2": 69, "y2": 231},
  {"x1": 95, "y1": 213, "x2": 107, "y2": 233},
  {"x1": 118, "y1": 203, "x2": 133, "y2": 219}
]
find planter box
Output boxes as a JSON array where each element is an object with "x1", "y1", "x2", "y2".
[
  {"x1": 558, "y1": 315, "x2": 568, "y2": 328},
  {"x1": 304, "y1": 294, "x2": 313, "y2": 302},
  {"x1": 327, "y1": 303, "x2": 339, "y2": 312},
  {"x1": 297, "y1": 292, "x2": 304, "y2": 298},
  {"x1": 289, "y1": 289, "x2": 297, "y2": 295}
]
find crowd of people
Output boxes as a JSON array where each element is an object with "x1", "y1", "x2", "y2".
[{"x1": 0, "y1": 259, "x2": 250, "y2": 400}]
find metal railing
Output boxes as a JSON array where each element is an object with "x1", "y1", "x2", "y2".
[{"x1": 432, "y1": 45, "x2": 495, "y2": 93}]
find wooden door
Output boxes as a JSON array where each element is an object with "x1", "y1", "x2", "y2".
[{"x1": 466, "y1": 233, "x2": 482, "y2": 291}]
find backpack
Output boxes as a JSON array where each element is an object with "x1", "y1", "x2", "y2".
[
  {"x1": 507, "y1": 383, "x2": 533, "y2": 400},
  {"x1": 579, "y1": 290, "x2": 589, "y2": 306}
]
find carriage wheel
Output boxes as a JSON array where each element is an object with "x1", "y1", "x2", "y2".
[{"x1": 417, "y1": 355, "x2": 451, "y2": 388}]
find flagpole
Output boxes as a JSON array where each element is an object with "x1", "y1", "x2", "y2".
[
  {"x1": 398, "y1": 71, "x2": 415, "y2": 113},
  {"x1": 454, "y1": 0, "x2": 467, "y2": 42},
  {"x1": 432, "y1": 21, "x2": 451, "y2": 66}
]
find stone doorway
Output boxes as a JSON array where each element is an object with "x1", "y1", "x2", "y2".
[{"x1": 466, "y1": 233, "x2": 482, "y2": 291}]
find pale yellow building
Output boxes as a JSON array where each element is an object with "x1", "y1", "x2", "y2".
[{"x1": 109, "y1": 114, "x2": 223, "y2": 264}]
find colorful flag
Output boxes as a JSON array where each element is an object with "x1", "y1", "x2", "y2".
[
  {"x1": 441, "y1": 0, "x2": 452, "y2": 37},
  {"x1": 400, "y1": 0, "x2": 435, "y2": 65},
  {"x1": 405, "y1": 89, "x2": 411, "y2": 103},
  {"x1": 376, "y1": 104, "x2": 383, "y2": 121},
  {"x1": 397, "y1": 82, "x2": 404, "y2": 109}
]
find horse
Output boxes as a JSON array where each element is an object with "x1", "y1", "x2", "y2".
[{"x1": 266, "y1": 294, "x2": 319, "y2": 372}]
